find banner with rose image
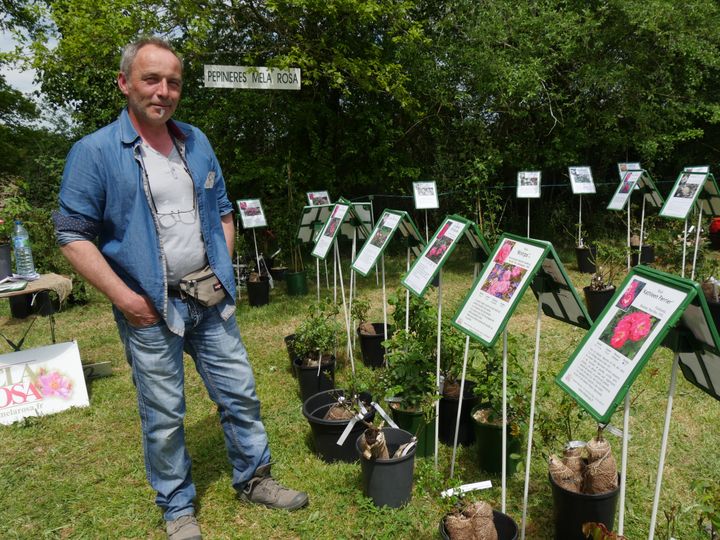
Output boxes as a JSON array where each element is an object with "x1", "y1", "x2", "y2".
[{"x1": 0, "y1": 341, "x2": 89, "y2": 426}]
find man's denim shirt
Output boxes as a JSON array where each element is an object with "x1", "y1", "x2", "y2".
[{"x1": 54, "y1": 108, "x2": 236, "y2": 335}]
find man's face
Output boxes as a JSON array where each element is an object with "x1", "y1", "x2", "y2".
[{"x1": 118, "y1": 45, "x2": 182, "y2": 128}]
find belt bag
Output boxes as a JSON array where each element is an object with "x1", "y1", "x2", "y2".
[{"x1": 178, "y1": 265, "x2": 226, "y2": 307}]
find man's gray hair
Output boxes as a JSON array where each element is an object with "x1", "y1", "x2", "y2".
[{"x1": 119, "y1": 37, "x2": 183, "y2": 77}]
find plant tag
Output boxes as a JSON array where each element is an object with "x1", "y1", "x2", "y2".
[
  {"x1": 336, "y1": 415, "x2": 361, "y2": 446},
  {"x1": 440, "y1": 481, "x2": 493, "y2": 498},
  {"x1": 372, "y1": 402, "x2": 399, "y2": 429},
  {"x1": 359, "y1": 402, "x2": 368, "y2": 415},
  {"x1": 399, "y1": 438, "x2": 416, "y2": 456},
  {"x1": 603, "y1": 423, "x2": 630, "y2": 440}
]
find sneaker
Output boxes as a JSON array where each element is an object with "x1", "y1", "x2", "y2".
[
  {"x1": 166, "y1": 514, "x2": 202, "y2": 540},
  {"x1": 239, "y1": 464, "x2": 309, "y2": 511}
]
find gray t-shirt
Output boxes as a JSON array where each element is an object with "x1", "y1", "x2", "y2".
[{"x1": 141, "y1": 143, "x2": 207, "y2": 286}]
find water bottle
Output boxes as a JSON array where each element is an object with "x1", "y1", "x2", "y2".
[{"x1": 12, "y1": 220, "x2": 36, "y2": 276}]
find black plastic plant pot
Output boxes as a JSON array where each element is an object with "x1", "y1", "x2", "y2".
[
  {"x1": 438, "y1": 381, "x2": 478, "y2": 446},
  {"x1": 390, "y1": 407, "x2": 435, "y2": 459},
  {"x1": 575, "y1": 246, "x2": 597, "y2": 274},
  {"x1": 357, "y1": 323, "x2": 393, "y2": 368},
  {"x1": 583, "y1": 286, "x2": 616, "y2": 323},
  {"x1": 471, "y1": 405, "x2": 522, "y2": 475},
  {"x1": 285, "y1": 270, "x2": 308, "y2": 296},
  {"x1": 247, "y1": 277, "x2": 270, "y2": 307},
  {"x1": 302, "y1": 389, "x2": 367, "y2": 463},
  {"x1": 549, "y1": 473, "x2": 620, "y2": 540},
  {"x1": 439, "y1": 510, "x2": 519, "y2": 540},
  {"x1": 295, "y1": 356, "x2": 336, "y2": 403},
  {"x1": 270, "y1": 266, "x2": 287, "y2": 281},
  {"x1": 9, "y1": 294, "x2": 32, "y2": 319},
  {"x1": 0, "y1": 243, "x2": 11, "y2": 281},
  {"x1": 630, "y1": 244, "x2": 655, "y2": 266},
  {"x1": 355, "y1": 427, "x2": 416, "y2": 508},
  {"x1": 284, "y1": 334, "x2": 298, "y2": 378}
]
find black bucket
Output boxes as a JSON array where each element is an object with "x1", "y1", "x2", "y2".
[
  {"x1": 583, "y1": 286, "x2": 616, "y2": 322},
  {"x1": 438, "y1": 381, "x2": 478, "y2": 446},
  {"x1": 0, "y1": 244, "x2": 11, "y2": 281},
  {"x1": 302, "y1": 389, "x2": 366, "y2": 463},
  {"x1": 295, "y1": 356, "x2": 335, "y2": 402},
  {"x1": 439, "y1": 510, "x2": 519, "y2": 540},
  {"x1": 631, "y1": 245, "x2": 655, "y2": 266},
  {"x1": 356, "y1": 427, "x2": 416, "y2": 508},
  {"x1": 357, "y1": 323, "x2": 393, "y2": 368},
  {"x1": 549, "y1": 473, "x2": 620, "y2": 540},
  {"x1": 576, "y1": 246, "x2": 597, "y2": 274},
  {"x1": 247, "y1": 277, "x2": 270, "y2": 307}
]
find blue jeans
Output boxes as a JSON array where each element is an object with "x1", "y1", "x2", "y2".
[{"x1": 113, "y1": 296, "x2": 271, "y2": 521}]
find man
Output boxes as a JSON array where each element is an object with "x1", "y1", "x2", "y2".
[{"x1": 54, "y1": 37, "x2": 308, "y2": 540}]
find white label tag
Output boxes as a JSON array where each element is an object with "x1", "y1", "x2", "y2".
[
  {"x1": 336, "y1": 415, "x2": 360, "y2": 446},
  {"x1": 372, "y1": 402, "x2": 399, "y2": 429},
  {"x1": 441, "y1": 481, "x2": 493, "y2": 498},
  {"x1": 603, "y1": 423, "x2": 630, "y2": 440}
]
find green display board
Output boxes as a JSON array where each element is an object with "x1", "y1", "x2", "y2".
[
  {"x1": 351, "y1": 210, "x2": 423, "y2": 277},
  {"x1": 452, "y1": 234, "x2": 584, "y2": 347},
  {"x1": 556, "y1": 266, "x2": 697, "y2": 423},
  {"x1": 310, "y1": 198, "x2": 369, "y2": 260},
  {"x1": 659, "y1": 169, "x2": 720, "y2": 220},
  {"x1": 401, "y1": 214, "x2": 490, "y2": 297}
]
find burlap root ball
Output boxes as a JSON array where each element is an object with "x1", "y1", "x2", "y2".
[
  {"x1": 549, "y1": 455, "x2": 583, "y2": 493},
  {"x1": 583, "y1": 437, "x2": 618, "y2": 494},
  {"x1": 445, "y1": 501, "x2": 498, "y2": 540}
]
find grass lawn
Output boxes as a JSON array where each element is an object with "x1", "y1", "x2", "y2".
[{"x1": 0, "y1": 247, "x2": 718, "y2": 539}]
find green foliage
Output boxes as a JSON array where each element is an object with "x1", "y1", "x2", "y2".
[
  {"x1": 468, "y1": 334, "x2": 530, "y2": 434},
  {"x1": 293, "y1": 298, "x2": 341, "y2": 360},
  {"x1": 350, "y1": 295, "x2": 371, "y2": 325},
  {"x1": 380, "y1": 328, "x2": 436, "y2": 417},
  {"x1": 588, "y1": 241, "x2": 626, "y2": 291},
  {"x1": 693, "y1": 479, "x2": 720, "y2": 539}
]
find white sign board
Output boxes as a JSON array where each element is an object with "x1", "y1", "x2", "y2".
[
  {"x1": 307, "y1": 191, "x2": 331, "y2": 206},
  {"x1": 237, "y1": 199, "x2": 267, "y2": 228},
  {"x1": 312, "y1": 204, "x2": 349, "y2": 259},
  {"x1": 568, "y1": 166, "x2": 596, "y2": 195},
  {"x1": 204, "y1": 66, "x2": 301, "y2": 90},
  {"x1": 517, "y1": 171, "x2": 541, "y2": 199},
  {"x1": 352, "y1": 211, "x2": 402, "y2": 276},
  {"x1": 558, "y1": 276, "x2": 687, "y2": 421},
  {"x1": 454, "y1": 239, "x2": 545, "y2": 344},
  {"x1": 659, "y1": 172, "x2": 707, "y2": 219},
  {"x1": 413, "y1": 181, "x2": 439, "y2": 209},
  {"x1": 0, "y1": 341, "x2": 89, "y2": 425},
  {"x1": 608, "y1": 170, "x2": 643, "y2": 211},
  {"x1": 617, "y1": 162, "x2": 642, "y2": 179},
  {"x1": 403, "y1": 217, "x2": 464, "y2": 295}
]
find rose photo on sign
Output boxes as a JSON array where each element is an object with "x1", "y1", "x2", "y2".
[
  {"x1": 239, "y1": 201, "x2": 261, "y2": 216},
  {"x1": 309, "y1": 193, "x2": 329, "y2": 205},
  {"x1": 519, "y1": 172, "x2": 539, "y2": 186},
  {"x1": 325, "y1": 217, "x2": 340, "y2": 237},
  {"x1": 616, "y1": 279, "x2": 646, "y2": 312},
  {"x1": 425, "y1": 234, "x2": 452, "y2": 263},
  {"x1": 599, "y1": 306, "x2": 658, "y2": 361},
  {"x1": 370, "y1": 224, "x2": 392, "y2": 248},
  {"x1": 619, "y1": 172, "x2": 634, "y2": 194},
  {"x1": 480, "y1": 262, "x2": 526, "y2": 302},
  {"x1": 494, "y1": 239, "x2": 515, "y2": 264}
]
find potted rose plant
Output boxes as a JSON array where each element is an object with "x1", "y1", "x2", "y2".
[
  {"x1": 469, "y1": 334, "x2": 529, "y2": 475},
  {"x1": 352, "y1": 296, "x2": 393, "y2": 368},
  {"x1": 583, "y1": 241, "x2": 625, "y2": 322},
  {"x1": 293, "y1": 299, "x2": 341, "y2": 401}
]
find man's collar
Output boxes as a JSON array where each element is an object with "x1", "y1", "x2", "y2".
[{"x1": 119, "y1": 107, "x2": 189, "y2": 145}]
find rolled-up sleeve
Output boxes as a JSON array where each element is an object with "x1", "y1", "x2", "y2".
[{"x1": 54, "y1": 139, "x2": 104, "y2": 245}]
